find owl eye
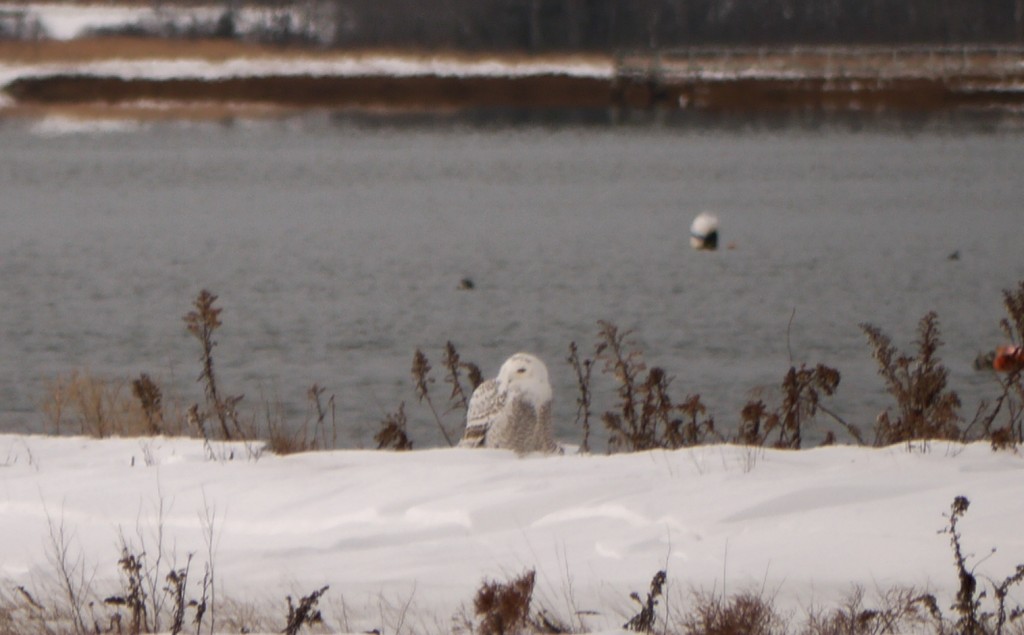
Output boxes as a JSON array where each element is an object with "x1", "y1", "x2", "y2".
[{"x1": 516, "y1": 367, "x2": 527, "y2": 373}]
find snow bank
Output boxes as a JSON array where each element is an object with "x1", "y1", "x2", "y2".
[{"x1": 2, "y1": 435, "x2": 1023, "y2": 632}]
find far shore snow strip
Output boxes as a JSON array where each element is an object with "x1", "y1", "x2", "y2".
[{"x1": 0, "y1": 56, "x2": 616, "y2": 83}]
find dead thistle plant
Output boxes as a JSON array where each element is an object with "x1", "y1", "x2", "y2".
[{"x1": 861, "y1": 312, "x2": 962, "y2": 446}]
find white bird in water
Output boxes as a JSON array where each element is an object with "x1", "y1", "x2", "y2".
[{"x1": 690, "y1": 212, "x2": 719, "y2": 250}]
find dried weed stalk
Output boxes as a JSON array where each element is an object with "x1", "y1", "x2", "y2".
[
  {"x1": 737, "y1": 364, "x2": 843, "y2": 449},
  {"x1": 375, "y1": 402, "x2": 413, "y2": 450},
  {"x1": 45, "y1": 512, "x2": 93, "y2": 635},
  {"x1": 183, "y1": 289, "x2": 244, "y2": 441},
  {"x1": 972, "y1": 281, "x2": 1024, "y2": 449},
  {"x1": 283, "y1": 585, "x2": 328, "y2": 635},
  {"x1": 940, "y1": 495, "x2": 1024, "y2": 635},
  {"x1": 265, "y1": 385, "x2": 338, "y2": 455},
  {"x1": 567, "y1": 341, "x2": 595, "y2": 453},
  {"x1": 306, "y1": 383, "x2": 337, "y2": 450},
  {"x1": 624, "y1": 569, "x2": 666, "y2": 633},
  {"x1": 442, "y1": 340, "x2": 483, "y2": 413},
  {"x1": 163, "y1": 555, "x2": 192, "y2": 635},
  {"x1": 412, "y1": 348, "x2": 455, "y2": 447},
  {"x1": 948, "y1": 496, "x2": 984, "y2": 633},
  {"x1": 1002, "y1": 280, "x2": 1024, "y2": 342},
  {"x1": 192, "y1": 565, "x2": 211, "y2": 635},
  {"x1": 678, "y1": 590, "x2": 785, "y2": 635},
  {"x1": 410, "y1": 342, "x2": 481, "y2": 448},
  {"x1": 596, "y1": 321, "x2": 717, "y2": 452},
  {"x1": 131, "y1": 373, "x2": 164, "y2": 435},
  {"x1": 861, "y1": 312, "x2": 962, "y2": 446},
  {"x1": 803, "y1": 585, "x2": 940, "y2": 635},
  {"x1": 106, "y1": 546, "x2": 148, "y2": 634}
]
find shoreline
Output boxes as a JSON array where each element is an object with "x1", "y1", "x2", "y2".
[{"x1": 1, "y1": 38, "x2": 1023, "y2": 120}]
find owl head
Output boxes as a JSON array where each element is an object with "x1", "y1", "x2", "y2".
[{"x1": 496, "y1": 352, "x2": 552, "y2": 406}]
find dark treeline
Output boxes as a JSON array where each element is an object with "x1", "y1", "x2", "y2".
[{"x1": 321, "y1": 0, "x2": 1024, "y2": 51}]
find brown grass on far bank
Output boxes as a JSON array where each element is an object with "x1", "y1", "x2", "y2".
[{"x1": 0, "y1": 36, "x2": 284, "y2": 64}]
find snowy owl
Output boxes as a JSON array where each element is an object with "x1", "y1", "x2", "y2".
[{"x1": 458, "y1": 352, "x2": 558, "y2": 454}]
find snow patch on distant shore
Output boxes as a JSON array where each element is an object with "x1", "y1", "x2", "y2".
[
  {"x1": 28, "y1": 114, "x2": 143, "y2": 136},
  {"x1": 0, "y1": 55, "x2": 614, "y2": 83}
]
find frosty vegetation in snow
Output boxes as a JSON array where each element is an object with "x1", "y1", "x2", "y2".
[{"x1": 4, "y1": 492, "x2": 1024, "y2": 634}]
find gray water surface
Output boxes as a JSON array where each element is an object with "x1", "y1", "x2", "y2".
[{"x1": 2, "y1": 114, "x2": 1022, "y2": 447}]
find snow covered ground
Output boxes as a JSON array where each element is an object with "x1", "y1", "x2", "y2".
[{"x1": 2, "y1": 434, "x2": 1023, "y2": 633}]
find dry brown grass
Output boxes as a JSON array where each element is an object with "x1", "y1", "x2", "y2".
[
  {"x1": 678, "y1": 591, "x2": 786, "y2": 635},
  {"x1": 0, "y1": 100, "x2": 298, "y2": 123},
  {"x1": 41, "y1": 370, "x2": 186, "y2": 438},
  {"x1": 802, "y1": 586, "x2": 939, "y2": 635},
  {"x1": 0, "y1": 37, "x2": 284, "y2": 63},
  {"x1": 263, "y1": 384, "x2": 339, "y2": 455}
]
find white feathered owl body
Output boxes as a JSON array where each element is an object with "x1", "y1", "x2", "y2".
[{"x1": 458, "y1": 353, "x2": 557, "y2": 454}]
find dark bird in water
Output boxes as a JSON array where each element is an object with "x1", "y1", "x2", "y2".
[{"x1": 459, "y1": 277, "x2": 475, "y2": 290}]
